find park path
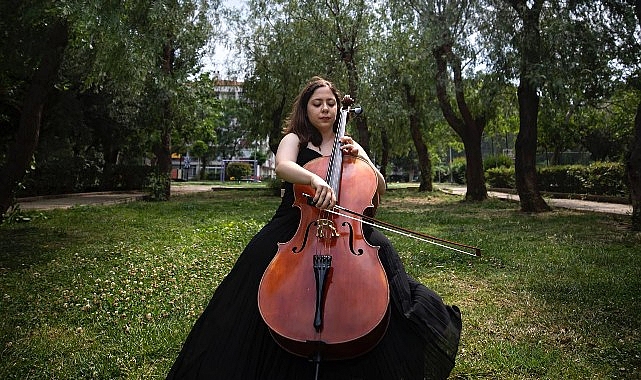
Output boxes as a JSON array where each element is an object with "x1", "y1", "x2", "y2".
[
  {"x1": 438, "y1": 184, "x2": 632, "y2": 215},
  {"x1": 15, "y1": 183, "x2": 633, "y2": 216},
  {"x1": 15, "y1": 184, "x2": 213, "y2": 211}
]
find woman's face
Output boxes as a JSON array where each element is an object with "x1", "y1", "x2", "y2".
[{"x1": 306, "y1": 85, "x2": 338, "y2": 133}]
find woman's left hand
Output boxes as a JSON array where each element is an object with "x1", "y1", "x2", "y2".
[
  {"x1": 339, "y1": 135, "x2": 387, "y2": 196},
  {"x1": 340, "y1": 136, "x2": 359, "y2": 157}
]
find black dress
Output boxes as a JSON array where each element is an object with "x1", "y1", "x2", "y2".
[{"x1": 167, "y1": 148, "x2": 462, "y2": 380}]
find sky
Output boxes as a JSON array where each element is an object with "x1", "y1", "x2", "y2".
[{"x1": 201, "y1": 0, "x2": 246, "y2": 79}]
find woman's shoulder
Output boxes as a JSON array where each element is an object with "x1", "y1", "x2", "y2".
[
  {"x1": 281, "y1": 132, "x2": 300, "y2": 142},
  {"x1": 277, "y1": 133, "x2": 321, "y2": 163},
  {"x1": 276, "y1": 133, "x2": 300, "y2": 154}
]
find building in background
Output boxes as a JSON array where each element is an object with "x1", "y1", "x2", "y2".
[{"x1": 171, "y1": 74, "x2": 276, "y2": 181}]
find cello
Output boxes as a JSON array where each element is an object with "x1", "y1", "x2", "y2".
[{"x1": 258, "y1": 96, "x2": 389, "y2": 375}]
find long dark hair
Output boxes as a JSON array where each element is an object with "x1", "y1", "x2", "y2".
[{"x1": 283, "y1": 76, "x2": 342, "y2": 149}]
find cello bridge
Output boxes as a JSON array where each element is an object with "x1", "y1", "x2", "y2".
[{"x1": 316, "y1": 219, "x2": 339, "y2": 239}]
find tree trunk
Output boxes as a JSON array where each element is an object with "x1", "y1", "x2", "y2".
[
  {"x1": 355, "y1": 115, "x2": 369, "y2": 155},
  {"x1": 463, "y1": 129, "x2": 487, "y2": 200},
  {"x1": 379, "y1": 127, "x2": 390, "y2": 179},
  {"x1": 410, "y1": 120, "x2": 433, "y2": 192},
  {"x1": 268, "y1": 96, "x2": 286, "y2": 155},
  {"x1": 514, "y1": 81, "x2": 549, "y2": 212},
  {"x1": 102, "y1": 148, "x2": 120, "y2": 191},
  {"x1": 433, "y1": 44, "x2": 487, "y2": 201},
  {"x1": 156, "y1": 40, "x2": 176, "y2": 200},
  {"x1": 627, "y1": 101, "x2": 641, "y2": 231},
  {"x1": 511, "y1": 0, "x2": 550, "y2": 212},
  {"x1": 403, "y1": 84, "x2": 432, "y2": 192},
  {"x1": 0, "y1": 21, "x2": 68, "y2": 218},
  {"x1": 157, "y1": 129, "x2": 172, "y2": 198}
]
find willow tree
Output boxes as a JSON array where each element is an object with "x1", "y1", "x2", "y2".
[
  {"x1": 374, "y1": 3, "x2": 444, "y2": 192},
  {"x1": 479, "y1": 0, "x2": 641, "y2": 212},
  {"x1": 236, "y1": 0, "x2": 336, "y2": 154},
  {"x1": 287, "y1": 0, "x2": 376, "y2": 153},
  {"x1": 496, "y1": 0, "x2": 551, "y2": 211},
  {"x1": 479, "y1": 0, "x2": 558, "y2": 210},
  {"x1": 406, "y1": 0, "x2": 497, "y2": 200}
]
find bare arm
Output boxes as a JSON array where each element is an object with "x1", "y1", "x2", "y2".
[{"x1": 275, "y1": 133, "x2": 336, "y2": 209}]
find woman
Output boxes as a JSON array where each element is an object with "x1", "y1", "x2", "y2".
[{"x1": 167, "y1": 77, "x2": 462, "y2": 380}]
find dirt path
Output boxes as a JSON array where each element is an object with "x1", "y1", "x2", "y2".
[
  {"x1": 438, "y1": 185, "x2": 632, "y2": 215},
  {"x1": 16, "y1": 184, "x2": 215, "y2": 211}
]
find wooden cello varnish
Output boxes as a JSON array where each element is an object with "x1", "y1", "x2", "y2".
[{"x1": 257, "y1": 96, "x2": 390, "y2": 362}]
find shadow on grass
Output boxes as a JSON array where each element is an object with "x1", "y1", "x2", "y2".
[{"x1": 0, "y1": 224, "x2": 80, "y2": 270}]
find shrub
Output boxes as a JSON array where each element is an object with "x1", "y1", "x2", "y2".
[
  {"x1": 486, "y1": 167, "x2": 515, "y2": 189},
  {"x1": 144, "y1": 171, "x2": 170, "y2": 201},
  {"x1": 584, "y1": 161, "x2": 626, "y2": 196},
  {"x1": 484, "y1": 154, "x2": 514, "y2": 170},
  {"x1": 536, "y1": 164, "x2": 627, "y2": 196},
  {"x1": 226, "y1": 162, "x2": 253, "y2": 181},
  {"x1": 538, "y1": 165, "x2": 586, "y2": 193},
  {"x1": 483, "y1": 162, "x2": 627, "y2": 197},
  {"x1": 450, "y1": 157, "x2": 467, "y2": 184},
  {"x1": 19, "y1": 156, "x2": 102, "y2": 196},
  {"x1": 265, "y1": 177, "x2": 284, "y2": 196}
]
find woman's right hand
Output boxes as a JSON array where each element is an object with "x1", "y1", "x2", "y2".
[
  {"x1": 309, "y1": 175, "x2": 336, "y2": 210},
  {"x1": 275, "y1": 133, "x2": 336, "y2": 209}
]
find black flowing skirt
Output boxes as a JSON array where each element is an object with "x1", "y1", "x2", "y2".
[{"x1": 167, "y1": 148, "x2": 462, "y2": 380}]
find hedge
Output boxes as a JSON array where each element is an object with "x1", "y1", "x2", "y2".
[
  {"x1": 485, "y1": 162, "x2": 627, "y2": 197},
  {"x1": 226, "y1": 162, "x2": 253, "y2": 181},
  {"x1": 18, "y1": 163, "x2": 153, "y2": 197}
]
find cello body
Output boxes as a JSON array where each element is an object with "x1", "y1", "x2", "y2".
[{"x1": 257, "y1": 154, "x2": 390, "y2": 360}]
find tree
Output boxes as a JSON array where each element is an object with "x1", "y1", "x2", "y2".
[
  {"x1": 384, "y1": 0, "x2": 496, "y2": 197},
  {"x1": 174, "y1": 73, "x2": 222, "y2": 147},
  {"x1": 318, "y1": 0, "x2": 376, "y2": 154},
  {"x1": 499, "y1": 0, "x2": 551, "y2": 212},
  {"x1": 140, "y1": 1, "x2": 218, "y2": 199},
  {"x1": 629, "y1": 100, "x2": 641, "y2": 230},
  {"x1": 422, "y1": 0, "x2": 492, "y2": 201},
  {"x1": 575, "y1": 89, "x2": 636, "y2": 163},
  {"x1": 190, "y1": 140, "x2": 210, "y2": 180},
  {"x1": 0, "y1": 0, "x2": 219, "y2": 217},
  {"x1": 0, "y1": 1, "x2": 69, "y2": 217},
  {"x1": 484, "y1": 85, "x2": 519, "y2": 158},
  {"x1": 534, "y1": 1, "x2": 623, "y2": 166},
  {"x1": 614, "y1": 0, "x2": 641, "y2": 230},
  {"x1": 482, "y1": 0, "x2": 634, "y2": 211},
  {"x1": 237, "y1": 0, "x2": 336, "y2": 154},
  {"x1": 374, "y1": 2, "x2": 440, "y2": 191},
  {"x1": 537, "y1": 97, "x2": 581, "y2": 165},
  {"x1": 277, "y1": 0, "x2": 378, "y2": 153}
]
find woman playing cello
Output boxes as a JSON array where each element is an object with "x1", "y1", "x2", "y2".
[{"x1": 166, "y1": 76, "x2": 462, "y2": 380}]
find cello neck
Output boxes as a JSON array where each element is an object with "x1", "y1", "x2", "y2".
[{"x1": 325, "y1": 95, "x2": 354, "y2": 197}]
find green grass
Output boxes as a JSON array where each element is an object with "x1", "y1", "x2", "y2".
[{"x1": 1, "y1": 189, "x2": 640, "y2": 379}]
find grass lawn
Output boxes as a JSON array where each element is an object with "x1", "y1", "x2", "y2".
[{"x1": 1, "y1": 188, "x2": 640, "y2": 379}]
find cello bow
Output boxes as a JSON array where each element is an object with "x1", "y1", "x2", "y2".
[{"x1": 302, "y1": 193, "x2": 482, "y2": 257}]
